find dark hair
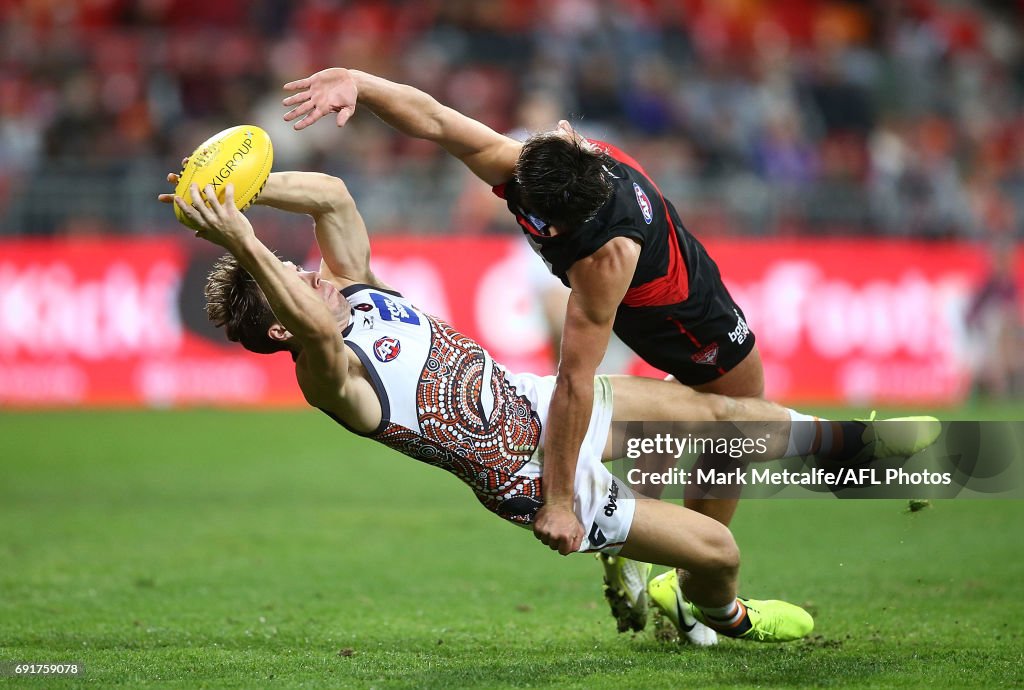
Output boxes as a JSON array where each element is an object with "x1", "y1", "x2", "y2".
[
  {"x1": 204, "y1": 254, "x2": 288, "y2": 355},
  {"x1": 515, "y1": 130, "x2": 613, "y2": 231}
]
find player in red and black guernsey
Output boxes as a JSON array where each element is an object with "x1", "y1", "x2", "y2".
[
  {"x1": 493, "y1": 134, "x2": 748, "y2": 387},
  {"x1": 280, "y1": 67, "x2": 918, "y2": 637}
]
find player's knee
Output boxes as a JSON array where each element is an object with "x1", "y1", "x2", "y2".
[{"x1": 707, "y1": 394, "x2": 736, "y2": 422}]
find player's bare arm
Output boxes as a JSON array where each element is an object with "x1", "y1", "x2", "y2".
[
  {"x1": 282, "y1": 68, "x2": 522, "y2": 185},
  {"x1": 253, "y1": 171, "x2": 391, "y2": 290},
  {"x1": 173, "y1": 184, "x2": 355, "y2": 405},
  {"x1": 161, "y1": 169, "x2": 387, "y2": 290},
  {"x1": 534, "y1": 237, "x2": 641, "y2": 555}
]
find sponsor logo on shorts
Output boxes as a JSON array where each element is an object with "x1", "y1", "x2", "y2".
[
  {"x1": 373, "y1": 336, "x2": 401, "y2": 362},
  {"x1": 603, "y1": 480, "x2": 620, "y2": 517},
  {"x1": 728, "y1": 309, "x2": 750, "y2": 345},
  {"x1": 692, "y1": 342, "x2": 720, "y2": 366},
  {"x1": 588, "y1": 522, "x2": 607, "y2": 548},
  {"x1": 633, "y1": 183, "x2": 653, "y2": 224}
]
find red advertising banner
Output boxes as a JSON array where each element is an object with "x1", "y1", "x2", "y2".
[
  {"x1": 0, "y1": 236, "x2": 1017, "y2": 407},
  {"x1": 708, "y1": 240, "x2": 995, "y2": 404},
  {"x1": 0, "y1": 238, "x2": 300, "y2": 406}
]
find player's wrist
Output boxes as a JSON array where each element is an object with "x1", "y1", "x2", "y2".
[
  {"x1": 225, "y1": 233, "x2": 263, "y2": 261},
  {"x1": 347, "y1": 69, "x2": 369, "y2": 97},
  {"x1": 251, "y1": 172, "x2": 282, "y2": 206},
  {"x1": 543, "y1": 496, "x2": 574, "y2": 511}
]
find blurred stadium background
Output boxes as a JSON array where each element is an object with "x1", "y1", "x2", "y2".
[
  {"x1": 1, "y1": 0, "x2": 1022, "y2": 410},
  {"x1": 3, "y1": 3, "x2": 1023, "y2": 687}
]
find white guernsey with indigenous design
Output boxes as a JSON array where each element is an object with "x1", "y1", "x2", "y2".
[{"x1": 328, "y1": 284, "x2": 635, "y2": 553}]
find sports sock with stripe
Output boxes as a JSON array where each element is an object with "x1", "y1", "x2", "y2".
[
  {"x1": 697, "y1": 599, "x2": 752, "y2": 637},
  {"x1": 785, "y1": 410, "x2": 868, "y2": 462}
]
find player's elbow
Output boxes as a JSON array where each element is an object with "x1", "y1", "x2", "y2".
[
  {"x1": 554, "y1": 368, "x2": 595, "y2": 399},
  {"x1": 318, "y1": 176, "x2": 356, "y2": 214},
  {"x1": 423, "y1": 102, "x2": 464, "y2": 142}
]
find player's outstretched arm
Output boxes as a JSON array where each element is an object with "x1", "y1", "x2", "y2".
[
  {"x1": 254, "y1": 171, "x2": 386, "y2": 289},
  {"x1": 534, "y1": 237, "x2": 640, "y2": 555},
  {"x1": 282, "y1": 68, "x2": 521, "y2": 185},
  {"x1": 174, "y1": 184, "x2": 350, "y2": 395}
]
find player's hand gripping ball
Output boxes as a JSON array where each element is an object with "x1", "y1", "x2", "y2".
[{"x1": 174, "y1": 125, "x2": 273, "y2": 229}]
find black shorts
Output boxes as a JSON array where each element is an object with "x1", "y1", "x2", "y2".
[{"x1": 613, "y1": 272, "x2": 756, "y2": 386}]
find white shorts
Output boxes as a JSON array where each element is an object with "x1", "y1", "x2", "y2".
[{"x1": 506, "y1": 374, "x2": 637, "y2": 554}]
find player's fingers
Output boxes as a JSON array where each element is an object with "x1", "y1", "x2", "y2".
[
  {"x1": 187, "y1": 183, "x2": 205, "y2": 210},
  {"x1": 174, "y1": 195, "x2": 201, "y2": 225},
  {"x1": 569, "y1": 532, "x2": 583, "y2": 554},
  {"x1": 223, "y1": 184, "x2": 236, "y2": 212},
  {"x1": 180, "y1": 157, "x2": 189, "y2": 168},
  {"x1": 293, "y1": 109, "x2": 327, "y2": 131},
  {"x1": 335, "y1": 106, "x2": 355, "y2": 127},
  {"x1": 282, "y1": 77, "x2": 311, "y2": 91},
  {"x1": 283, "y1": 100, "x2": 317, "y2": 122},
  {"x1": 288, "y1": 103, "x2": 323, "y2": 128},
  {"x1": 188, "y1": 184, "x2": 217, "y2": 224},
  {"x1": 281, "y1": 90, "x2": 311, "y2": 107},
  {"x1": 166, "y1": 172, "x2": 179, "y2": 183},
  {"x1": 157, "y1": 193, "x2": 173, "y2": 204},
  {"x1": 203, "y1": 184, "x2": 225, "y2": 216}
]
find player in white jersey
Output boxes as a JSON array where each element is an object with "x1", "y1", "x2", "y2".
[{"x1": 163, "y1": 170, "x2": 937, "y2": 645}]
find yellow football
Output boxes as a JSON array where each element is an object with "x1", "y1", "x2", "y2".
[{"x1": 174, "y1": 125, "x2": 273, "y2": 229}]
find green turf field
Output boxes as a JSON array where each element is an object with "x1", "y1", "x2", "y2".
[{"x1": 1, "y1": 409, "x2": 1022, "y2": 689}]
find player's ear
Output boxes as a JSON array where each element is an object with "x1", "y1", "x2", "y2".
[{"x1": 267, "y1": 324, "x2": 292, "y2": 342}]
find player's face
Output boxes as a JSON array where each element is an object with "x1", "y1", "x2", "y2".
[{"x1": 284, "y1": 262, "x2": 350, "y2": 328}]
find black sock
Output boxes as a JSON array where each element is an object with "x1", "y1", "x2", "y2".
[{"x1": 818, "y1": 421, "x2": 869, "y2": 464}]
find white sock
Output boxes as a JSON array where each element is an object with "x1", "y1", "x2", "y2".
[
  {"x1": 698, "y1": 599, "x2": 745, "y2": 626},
  {"x1": 785, "y1": 409, "x2": 820, "y2": 456}
]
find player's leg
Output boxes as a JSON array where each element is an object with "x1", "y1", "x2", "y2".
[
  {"x1": 597, "y1": 357, "x2": 771, "y2": 639},
  {"x1": 617, "y1": 495, "x2": 813, "y2": 643},
  {"x1": 601, "y1": 366, "x2": 940, "y2": 640},
  {"x1": 684, "y1": 345, "x2": 766, "y2": 525},
  {"x1": 618, "y1": 497, "x2": 737, "y2": 606},
  {"x1": 605, "y1": 369, "x2": 940, "y2": 469},
  {"x1": 605, "y1": 365, "x2": 791, "y2": 459},
  {"x1": 601, "y1": 363, "x2": 779, "y2": 642}
]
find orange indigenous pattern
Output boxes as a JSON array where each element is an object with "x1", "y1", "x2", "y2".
[{"x1": 372, "y1": 315, "x2": 545, "y2": 523}]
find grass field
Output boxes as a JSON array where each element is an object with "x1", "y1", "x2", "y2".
[{"x1": 2, "y1": 409, "x2": 1022, "y2": 689}]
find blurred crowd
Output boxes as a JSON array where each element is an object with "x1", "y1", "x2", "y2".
[{"x1": 1, "y1": 0, "x2": 1023, "y2": 240}]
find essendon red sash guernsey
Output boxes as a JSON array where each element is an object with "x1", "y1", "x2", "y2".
[{"x1": 493, "y1": 139, "x2": 719, "y2": 310}]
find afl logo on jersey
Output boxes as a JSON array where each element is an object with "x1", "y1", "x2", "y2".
[
  {"x1": 373, "y1": 336, "x2": 401, "y2": 363},
  {"x1": 633, "y1": 182, "x2": 653, "y2": 224}
]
